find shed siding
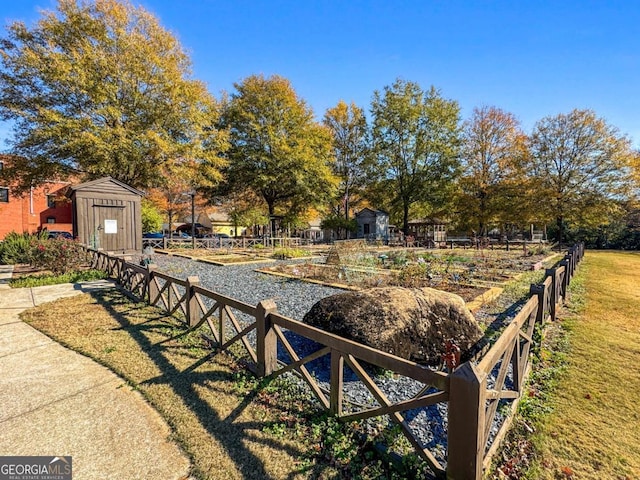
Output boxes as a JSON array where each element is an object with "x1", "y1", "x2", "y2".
[{"x1": 71, "y1": 178, "x2": 142, "y2": 253}]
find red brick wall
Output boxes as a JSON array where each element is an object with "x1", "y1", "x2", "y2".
[{"x1": 0, "y1": 183, "x2": 73, "y2": 240}]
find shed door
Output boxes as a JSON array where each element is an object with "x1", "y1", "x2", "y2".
[{"x1": 95, "y1": 205, "x2": 126, "y2": 251}]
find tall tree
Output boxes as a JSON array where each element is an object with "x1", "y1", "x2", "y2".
[
  {"x1": 529, "y1": 109, "x2": 634, "y2": 244},
  {"x1": 0, "y1": 0, "x2": 226, "y2": 192},
  {"x1": 220, "y1": 74, "x2": 337, "y2": 235},
  {"x1": 370, "y1": 79, "x2": 461, "y2": 234},
  {"x1": 322, "y1": 100, "x2": 370, "y2": 225},
  {"x1": 457, "y1": 106, "x2": 530, "y2": 236}
]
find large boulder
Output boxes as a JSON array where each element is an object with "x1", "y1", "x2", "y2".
[{"x1": 303, "y1": 287, "x2": 483, "y2": 366}]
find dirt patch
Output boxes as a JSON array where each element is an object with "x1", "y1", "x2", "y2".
[{"x1": 11, "y1": 264, "x2": 54, "y2": 279}]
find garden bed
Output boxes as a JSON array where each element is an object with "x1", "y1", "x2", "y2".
[
  {"x1": 257, "y1": 263, "x2": 488, "y2": 302},
  {"x1": 256, "y1": 246, "x2": 556, "y2": 304},
  {"x1": 155, "y1": 249, "x2": 275, "y2": 265}
]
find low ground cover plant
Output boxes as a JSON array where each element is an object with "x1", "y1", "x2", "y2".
[
  {"x1": 272, "y1": 247, "x2": 312, "y2": 259},
  {"x1": 9, "y1": 269, "x2": 107, "y2": 288}
]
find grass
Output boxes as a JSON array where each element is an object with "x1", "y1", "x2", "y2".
[
  {"x1": 20, "y1": 289, "x2": 434, "y2": 480},
  {"x1": 9, "y1": 269, "x2": 108, "y2": 288},
  {"x1": 491, "y1": 251, "x2": 640, "y2": 479},
  {"x1": 21, "y1": 291, "x2": 317, "y2": 480}
]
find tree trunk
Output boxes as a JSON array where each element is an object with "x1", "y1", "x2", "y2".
[
  {"x1": 403, "y1": 201, "x2": 410, "y2": 236},
  {"x1": 344, "y1": 186, "x2": 350, "y2": 239},
  {"x1": 268, "y1": 201, "x2": 276, "y2": 237},
  {"x1": 556, "y1": 215, "x2": 563, "y2": 250}
]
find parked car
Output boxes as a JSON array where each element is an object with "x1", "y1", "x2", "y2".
[
  {"x1": 47, "y1": 231, "x2": 73, "y2": 240},
  {"x1": 175, "y1": 223, "x2": 210, "y2": 238},
  {"x1": 142, "y1": 232, "x2": 164, "y2": 239}
]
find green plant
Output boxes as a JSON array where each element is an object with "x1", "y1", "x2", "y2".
[
  {"x1": 29, "y1": 238, "x2": 89, "y2": 274},
  {"x1": 9, "y1": 269, "x2": 107, "y2": 288},
  {"x1": 388, "y1": 250, "x2": 408, "y2": 267},
  {"x1": 0, "y1": 231, "x2": 46, "y2": 264},
  {"x1": 394, "y1": 262, "x2": 428, "y2": 287},
  {"x1": 272, "y1": 247, "x2": 310, "y2": 259},
  {"x1": 141, "y1": 198, "x2": 163, "y2": 233}
]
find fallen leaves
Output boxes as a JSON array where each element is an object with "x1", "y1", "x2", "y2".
[{"x1": 560, "y1": 465, "x2": 574, "y2": 478}]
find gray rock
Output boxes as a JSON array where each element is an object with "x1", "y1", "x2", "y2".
[{"x1": 303, "y1": 286, "x2": 483, "y2": 366}]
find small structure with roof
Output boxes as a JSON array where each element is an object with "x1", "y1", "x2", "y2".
[
  {"x1": 355, "y1": 208, "x2": 389, "y2": 241},
  {"x1": 68, "y1": 177, "x2": 143, "y2": 253},
  {"x1": 407, "y1": 217, "x2": 448, "y2": 247}
]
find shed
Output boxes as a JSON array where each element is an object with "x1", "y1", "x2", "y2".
[
  {"x1": 355, "y1": 208, "x2": 389, "y2": 241},
  {"x1": 407, "y1": 217, "x2": 448, "y2": 246},
  {"x1": 68, "y1": 177, "x2": 143, "y2": 253}
]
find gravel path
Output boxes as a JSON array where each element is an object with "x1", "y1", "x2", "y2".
[{"x1": 149, "y1": 254, "x2": 343, "y2": 319}]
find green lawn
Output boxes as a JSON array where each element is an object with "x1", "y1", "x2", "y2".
[{"x1": 499, "y1": 251, "x2": 640, "y2": 479}]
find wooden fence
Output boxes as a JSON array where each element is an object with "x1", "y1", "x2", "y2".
[
  {"x1": 85, "y1": 243, "x2": 584, "y2": 479},
  {"x1": 142, "y1": 236, "x2": 313, "y2": 250}
]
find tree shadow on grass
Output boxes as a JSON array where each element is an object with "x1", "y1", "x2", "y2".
[{"x1": 90, "y1": 289, "x2": 315, "y2": 480}]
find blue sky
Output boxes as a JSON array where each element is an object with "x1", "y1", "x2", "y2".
[{"x1": 2, "y1": 0, "x2": 640, "y2": 147}]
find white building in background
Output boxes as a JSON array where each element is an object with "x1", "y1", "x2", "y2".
[{"x1": 355, "y1": 208, "x2": 389, "y2": 241}]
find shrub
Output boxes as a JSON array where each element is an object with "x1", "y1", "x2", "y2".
[
  {"x1": 30, "y1": 238, "x2": 89, "y2": 274},
  {"x1": 0, "y1": 231, "x2": 46, "y2": 265}
]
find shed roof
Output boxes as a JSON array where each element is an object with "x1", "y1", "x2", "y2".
[
  {"x1": 355, "y1": 207, "x2": 389, "y2": 217},
  {"x1": 68, "y1": 177, "x2": 144, "y2": 196}
]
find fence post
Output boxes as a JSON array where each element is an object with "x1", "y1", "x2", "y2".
[
  {"x1": 564, "y1": 253, "x2": 574, "y2": 300},
  {"x1": 186, "y1": 276, "x2": 200, "y2": 328},
  {"x1": 147, "y1": 264, "x2": 159, "y2": 305},
  {"x1": 568, "y1": 252, "x2": 575, "y2": 279},
  {"x1": 529, "y1": 283, "x2": 545, "y2": 324},
  {"x1": 447, "y1": 362, "x2": 486, "y2": 480},
  {"x1": 559, "y1": 258, "x2": 570, "y2": 302},
  {"x1": 121, "y1": 256, "x2": 132, "y2": 285},
  {"x1": 545, "y1": 268, "x2": 558, "y2": 321},
  {"x1": 330, "y1": 350, "x2": 344, "y2": 416},
  {"x1": 255, "y1": 299, "x2": 278, "y2": 377},
  {"x1": 97, "y1": 248, "x2": 105, "y2": 272}
]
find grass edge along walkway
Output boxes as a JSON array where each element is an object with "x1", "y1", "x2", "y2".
[{"x1": 492, "y1": 250, "x2": 640, "y2": 480}]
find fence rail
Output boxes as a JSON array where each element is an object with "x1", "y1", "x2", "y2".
[
  {"x1": 142, "y1": 236, "x2": 314, "y2": 250},
  {"x1": 85, "y1": 242, "x2": 584, "y2": 479}
]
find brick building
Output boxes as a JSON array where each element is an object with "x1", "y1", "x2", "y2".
[{"x1": 0, "y1": 156, "x2": 73, "y2": 240}]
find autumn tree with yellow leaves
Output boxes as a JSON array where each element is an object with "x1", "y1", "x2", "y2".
[
  {"x1": 456, "y1": 106, "x2": 532, "y2": 237},
  {"x1": 219, "y1": 74, "x2": 337, "y2": 235},
  {"x1": 0, "y1": 0, "x2": 227, "y2": 192}
]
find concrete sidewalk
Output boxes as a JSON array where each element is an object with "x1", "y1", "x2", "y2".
[{"x1": 0, "y1": 278, "x2": 192, "y2": 480}]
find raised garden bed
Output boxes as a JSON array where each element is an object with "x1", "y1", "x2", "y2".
[
  {"x1": 155, "y1": 249, "x2": 275, "y2": 265},
  {"x1": 257, "y1": 247, "x2": 557, "y2": 304},
  {"x1": 257, "y1": 263, "x2": 487, "y2": 302}
]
